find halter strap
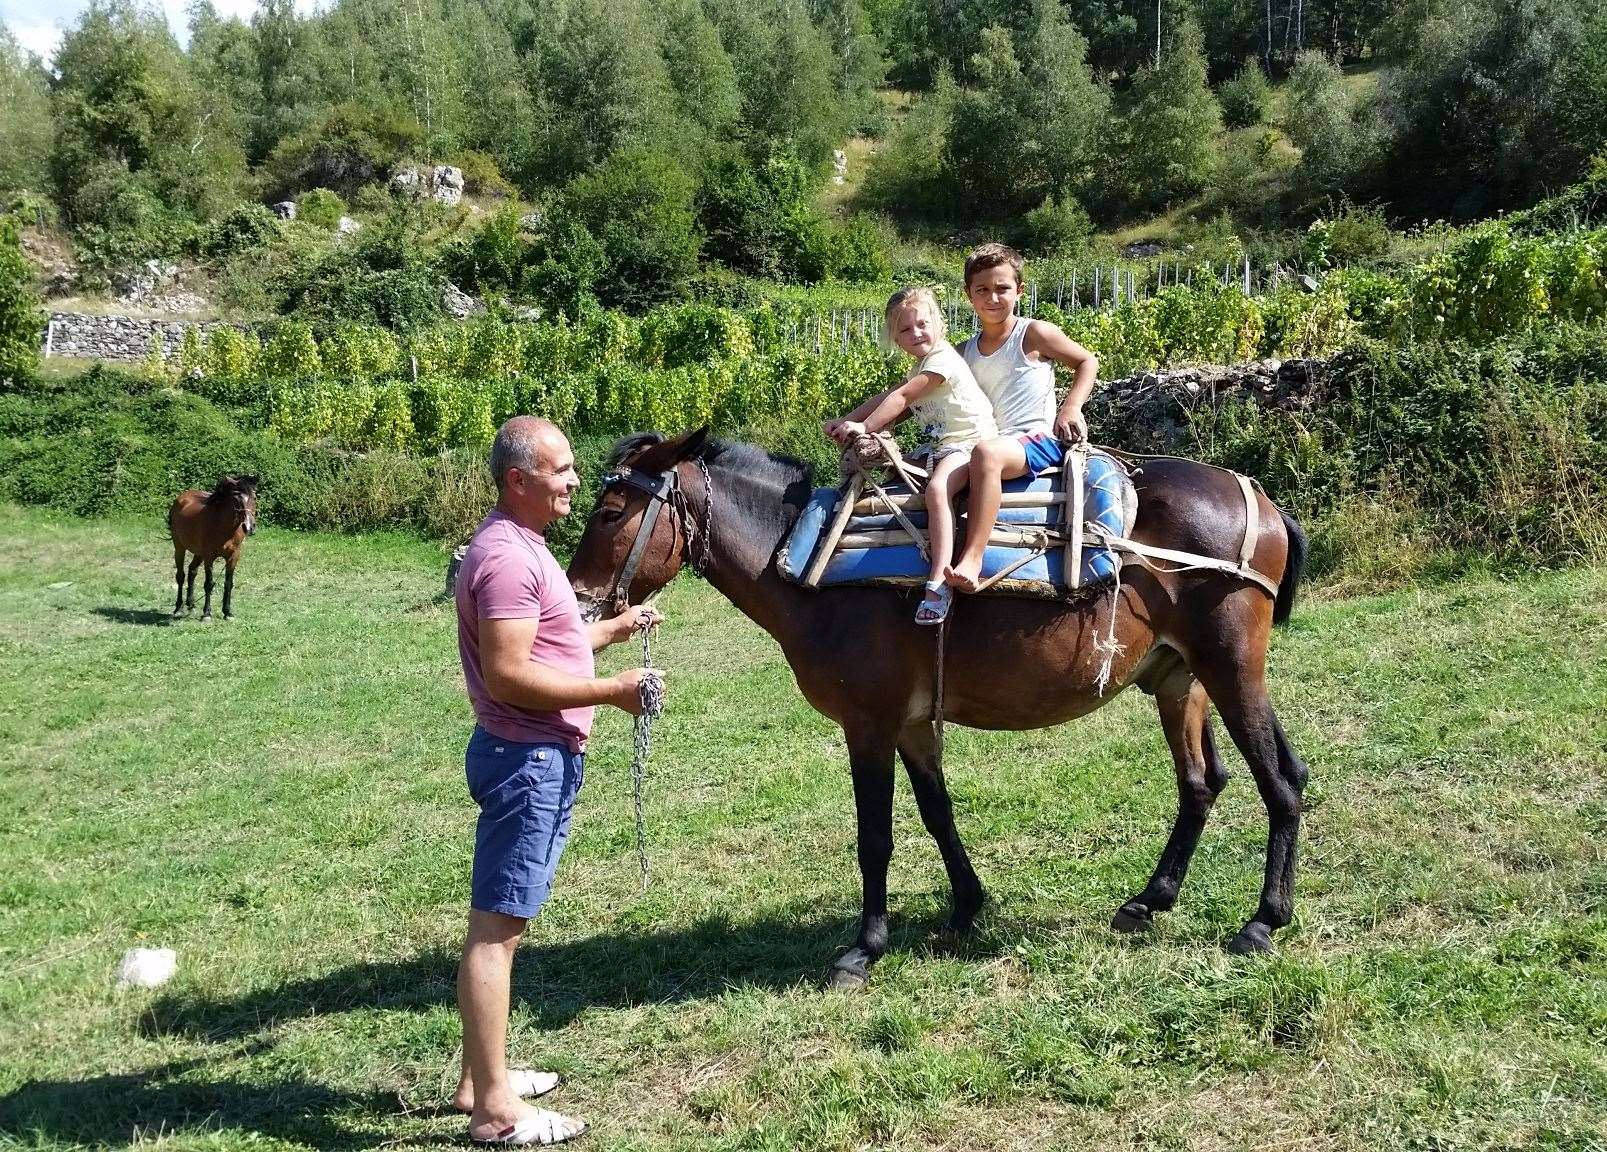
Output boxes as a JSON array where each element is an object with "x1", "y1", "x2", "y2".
[{"x1": 602, "y1": 466, "x2": 679, "y2": 614}]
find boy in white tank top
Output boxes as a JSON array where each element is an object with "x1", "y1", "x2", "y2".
[
  {"x1": 943, "y1": 242, "x2": 1100, "y2": 593},
  {"x1": 824, "y1": 287, "x2": 998, "y2": 624}
]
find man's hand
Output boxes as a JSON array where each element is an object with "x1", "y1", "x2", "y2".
[
  {"x1": 609, "y1": 604, "x2": 663, "y2": 646},
  {"x1": 1054, "y1": 405, "x2": 1088, "y2": 445},
  {"x1": 608, "y1": 668, "x2": 664, "y2": 716}
]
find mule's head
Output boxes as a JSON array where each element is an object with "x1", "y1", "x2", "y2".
[
  {"x1": 567, "y1": 428, "x2": 708, "y2": 620},
  {"x1": 215, "y1": 474, "x2": 260, "y2": 535}
]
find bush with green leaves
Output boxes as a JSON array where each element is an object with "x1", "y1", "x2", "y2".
[
  {"x1": 195, "y1": 204, "x2": 280, "y2": 258},
  {"x1": 0, "y1": 215, "x2": 42, "y2": 387},
  {"x1": 566, "y1": 148, "x2": 701, "y2": 310},
  {"x1": 296, "y1": 189, "x2": 346, "y2": 230},
  {"x1": 1218, "y1": 60, "x2": 1271, "y2": 129},
  {"x1": 1018, "y1": 194, "x2": 1095, "y2": 257},
  {"x1": 267, "y1": 103, "x2": 422, "y2": 197}
]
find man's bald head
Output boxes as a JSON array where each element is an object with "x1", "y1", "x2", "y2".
[{"x1": 490, "y1": 416, "x2": 566, "y2": 493}]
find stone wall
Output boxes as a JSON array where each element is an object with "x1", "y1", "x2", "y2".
[
  {"x1": 43, "y1": 312, "x2": 247, "y2": 363},
  {"x1": 1092, "y1": 357, "x2": 1333, "y2": 454}
]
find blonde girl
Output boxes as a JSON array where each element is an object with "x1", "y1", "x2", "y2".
[{"x1": 822, "y1": 288, "x2": 999, "y2": 624}]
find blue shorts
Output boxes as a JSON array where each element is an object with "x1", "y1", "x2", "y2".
[
  {"x1": 1018, "y1": 433, "x2": 1066, "y2": 476},
  {"x1": 465, "y1": 727, "x2": 585, "y2": 919}
]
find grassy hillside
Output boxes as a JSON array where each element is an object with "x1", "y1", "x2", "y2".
[{"x1": 1, "y1": 505, "x2": 1603, "y2": 1149}]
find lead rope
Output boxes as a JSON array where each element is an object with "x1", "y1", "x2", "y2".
[{"x1": 631, "y1": 619, "x2": 665, "y2": 892}]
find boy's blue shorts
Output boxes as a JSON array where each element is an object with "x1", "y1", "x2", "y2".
[
  {"x1": 1018, "y1": 432, "x2": 1066, "y2": 476},
  {"x1": 464, "y1": 726, "x2": 584, "y2": 919}
]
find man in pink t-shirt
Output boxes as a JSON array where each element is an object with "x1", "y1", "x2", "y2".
[{"x1": 451, "y1": 416, "x2": 661, "y2": 1146}]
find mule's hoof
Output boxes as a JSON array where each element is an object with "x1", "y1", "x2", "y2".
[
  {"x1": 826, "y1": 964, "x2": 869, "y2": 991},
  {"x1": 222, "y1": 612, "x2": 233, "y2": 620},
  {"x1": 1226, "y1": 923, "x2": 1275, "y2": 956},
  {"x1": 200, "y1": 613, "x2": 213, "y2": 622},
  {"x1": 1110, "y1": 903, "x2": 1155, "y2": 934},
  {"x1": 945, "y1": 891, "x2": 988, "y2": 936}
]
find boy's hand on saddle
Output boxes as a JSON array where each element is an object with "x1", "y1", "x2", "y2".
[
  {"x1": 1054, "y1": 406, "x2": 1088, "y2": 445},
  {"x1": 609, "y1": 668, "x2": 664, "y2": 716}
]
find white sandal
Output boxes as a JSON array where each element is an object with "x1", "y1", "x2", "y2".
[
  {"x1": 457, "y1": 1069, "x2": 561, "y2": 1112},
  {"x1": 470, "y1": 1106, "x2": 587, "y2": 1145}
]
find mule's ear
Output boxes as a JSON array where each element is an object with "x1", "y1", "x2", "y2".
[
  {"x1": 215, "y1": 474, "x2": 236, "y2": 492},
  {"x1": 240, "y1": 474, "x2": 260, "y2": 490},
  {"x1": 634, "y1": 426, "x2": 709, "y2": 473}
]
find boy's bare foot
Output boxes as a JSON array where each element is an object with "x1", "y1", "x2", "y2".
[{"x1": 943, "y1": 561, "x2": 982, "y2": 592}]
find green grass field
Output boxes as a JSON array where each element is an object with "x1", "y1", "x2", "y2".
[{"x1": 1, "y1": 503, "x2": 1604, "y2": 1151}]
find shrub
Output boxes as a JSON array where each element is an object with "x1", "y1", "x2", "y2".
[
  {"x1": 452, "y1": 150, "x2": 515, "y2": 198},
  {"x1": 0, "y1": 215, "x2": 42, "y2": 387},
  {"x1": 1018, "y1": 194, "x2": 1095, "y2": 257},
  {"x1": 1219, "y1": 60, "x2": 1271, "y2": 129},
  {"x1": 566, "y1": 148, "x2": 701, "y2": 310},
  {"x1": 296, "y1": 188, "x2": 346, "y2": 230},
  {"x1": 196, "y1": 204, "x2": 280, "y2": 258}
]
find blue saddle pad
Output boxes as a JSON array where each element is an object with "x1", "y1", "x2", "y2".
[{"x1": 779, "y1": 451, "x2": 1130, "y2": 596}]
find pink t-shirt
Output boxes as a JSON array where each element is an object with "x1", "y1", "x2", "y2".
[{"x1": 455, "y1": 510, "x2": 595, "y2": 750}]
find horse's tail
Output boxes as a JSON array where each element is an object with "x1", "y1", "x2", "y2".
[{"x1": 1273, "y1": 509, "x2": 1307, "y2": 626}]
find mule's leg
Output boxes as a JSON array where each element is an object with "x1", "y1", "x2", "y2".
[
  {"x1": 1112, "y1": 681, "x2": 1229, "y2": 934},
  {"x1": 201, "y1": 559, "x2": 216, "y2": 620},
  {"x1": 172, "y1": 548, "x2": 187, "y2": 616},
  {"x1": 185, "y1": 557, "x2": 202, "y2": 612},
  {"x1": 898, "y1": 721, "x2": 986, "y2": 934},
  {"x1": 1196, "y1": 668, "x2": 1307, "y2": 955},
  {"x1": 828, "y1": 728, "x2": 897, "y2": 989},
  {"x1": 222, "y1": 556, "x2": 237, "y2": 620}
]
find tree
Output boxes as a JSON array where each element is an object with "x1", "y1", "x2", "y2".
[
  {"x1": 1369, "y1": 0, "x2": 1585, "y2": 216},
  {"x1": 946, "y1": 27, "x2": 1037, "y2": 216},
  {"x1": 521, "y1": 0, "x2": 679, "y2": 184},
  {"x1": 0, "y1": 26, "x2": 53, "y2": 194},
  {"x1": 0, "y1": 215, "x2": 43, "y2": 386},
  {"x1": 50, "y1": 0, "x2": 246, "y2": 230},
  {"x1": 809, "y1": 0, "x2": 888, "y2": 134},
  {"x1": 1021, "y1": 0, "x2": 1110, "y2": 202},
  {"x1": 859, "y1": 70, "x2": 957, "y2": 219},
  {"x1": 566, "y1": 149, "x2": 701, "y2": 310},
  {"x1": 658, "y1": 0, "x2": 743, "y2": 153},
  {"x1": 706, "y1": 0, "x2": 849, "y2": 166},
  {"x1": 1118, "y1": 16, "x2": 1221, "y2": 210},
  {"x1": 1284, "y1": 49, "x2": 1354, "y2": 193}
]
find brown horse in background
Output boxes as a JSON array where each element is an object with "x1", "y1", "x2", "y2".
[
  {"x1": 568, "y1": 429, "x2": 1310, "y2": 987},
  {"x1": 168, "y1": 475, "x2": 258, "y2": 620}
]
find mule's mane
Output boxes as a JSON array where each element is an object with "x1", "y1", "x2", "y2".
[{"x1": 606, "y1": 434, "x2": 815, "y2": 493}]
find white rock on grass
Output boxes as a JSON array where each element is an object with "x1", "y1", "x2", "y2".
[{"x1": 116, "y1": 947, "x2": 177, "y2": 989}]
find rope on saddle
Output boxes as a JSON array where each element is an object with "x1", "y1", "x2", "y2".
[
  {"x1": 631, "y1": 622, "x2": 666, "y2": 892},
  {"x1": 840, "y1": 431, "x2": 932, "y2": 558}
]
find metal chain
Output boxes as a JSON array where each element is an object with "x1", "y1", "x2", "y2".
[{"x1": 631, "y1": 621, "x2": 665, "y2": 892}]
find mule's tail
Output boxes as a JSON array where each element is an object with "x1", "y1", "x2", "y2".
[{"x1": 1273, "y1": 510, "x2": 1307, "y2": 626}]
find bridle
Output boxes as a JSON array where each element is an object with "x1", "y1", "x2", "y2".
[{"x1": 594, "y1": 455, "x2": 714, "y2": 616}]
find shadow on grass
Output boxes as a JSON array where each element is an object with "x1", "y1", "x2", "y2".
[
  {"x1": 140, "y1": 904, "x2": 1023, "y2": 1043},
  {"x1": 90, "y1": 605, "x2": 175, "y2": 626},
  {"x1": 0, "y1": 1059, "x2": 396, "y2": 1150}
]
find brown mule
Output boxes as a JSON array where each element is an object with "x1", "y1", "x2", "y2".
[
  {"x1": 567, "y1": 429, "x2": 1309, "y2": 986},
  {"x1": 168, "y1": 475, "x2": 259, "y2": 620}
]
